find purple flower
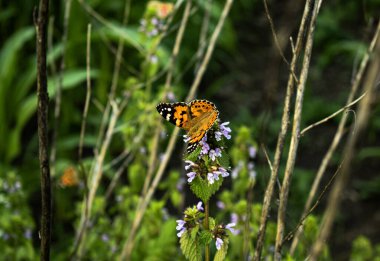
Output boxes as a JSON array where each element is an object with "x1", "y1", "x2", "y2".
[
  {"x1": 216, "y1": 237, "x2": 223, "y2": 250},
  {"x1": 249, "y1": 146, "x2": 257, "y2": 158},
  {"x1": 200, "y1": 136, "x2": 210, "y2": 155},
  {"x1": 197, "y1": 201, "x2": 204, "y2": 212},
  {"x1": 220, "y1": 122, "x2": 231, "y2": 139},
  {"x1": 232, "y1": 161, "x2": 243, "y2": 179},
  {"x1": 147, "y1": 28, "x2": 159, "y2": 37},
  {"x1": 185, "y1": 160, "x2": 195, "y2": 170},
  {"x1": 187, "y1": 172, "x2": 196, "y2": 183},
  {"x1": 216, "y1": 167, "x2": 229, "y2": 177},
  {"x1": 176, "y1": 220, "x2": 187, "y2": 238},
  {"x1": 149, "y1": 54, "x2": 158, "y2": 64},
  {"x1": 176, "y1": 220, "x2": 186, "y2": 230},
  {"x1": 183, "y1": 135, "x2": 191, "y2": 143},
  {"x1": 216, "y1": 201, "x2": 225, "y2": 209},
  {"x1": 101, "y1": 233, "x2": 109, "y2": 242},
  {"x1": 209, "y1": 148, "x2": 222, "y2": 161},
  {"x1": 230, "y1": 213, "x2": 239, "y2": 224},
  {"x1": 207, "y1": 173, "x2": 215, "y2": 184},
  {"x1": 226, "y1": 223, "x2": 239, "y2": 235},
  {"x1": 177, "y1": 228, "x2": 186, "y2": 238},
  {"x1": 215, "y1": 131, "x2": 222, "y2": 141},
  {"x1": 166, "y1": 91, "x2": 176, "y2": 101},
  {"x1": 24, "y1": 229, "x2": 32, "y2": 239},
  {"x1": 151, "y1": 17, "x2": 159, "y2": 25},
  {"x1": 176, "y1": 178, "x2": 185, "y2": 191}
]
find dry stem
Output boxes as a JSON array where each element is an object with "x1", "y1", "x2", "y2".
[{"x1": 274, "y1": 1, "x2": 323, "y2": 260}]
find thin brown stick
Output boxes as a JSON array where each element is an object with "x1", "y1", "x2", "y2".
[
  {"x1": 50, "y1": 0, "x2": 72, "y2": 177},
  {"x1": 35, "y1": 0, "x2": 51, "y2": 259},
  {"x1": 309, "y1": 22, "x2": 380, "y2": 261},
  {"x1": 274, "y1": 1, "x2": 323, "y2": 260},
  {"x1": 253, "y1": 0, "x2": 311, "y2": 259},
  {"x1": 262, "y1": 0, "x2": 289, "y2": 66},
  {"x1": 300, "y1": 92, "x2": 367, "y2": 136},
  {"x1": 290, "y1": 22, "x2": 380, "y2": 255},
  {"x1": 79, "y1": 24, "x2": 92, "y2": 161},
  {"x1": 119, "y1": 0, "x2": 234, "y2": 259}
]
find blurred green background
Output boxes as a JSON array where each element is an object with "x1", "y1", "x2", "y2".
[{"x1": 0, "y1": 0, "x2": 380, "y2": 260}]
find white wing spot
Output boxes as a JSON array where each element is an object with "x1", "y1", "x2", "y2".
[{"x1": 166, "y1": 114, "x2": 171, "y2": 121}]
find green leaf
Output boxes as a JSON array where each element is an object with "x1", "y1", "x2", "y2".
[
  {"x1": 213, "y1": 237, "x2": 229, "y2": 261},
  {"x1": 199, "y1": 230, "x2": 213, "y2": 245},
  {"x1": 218, "y1": 152, "x2": 230, "y2": 169},
  {"x1": 180, "y1": 230, "x2": 202, "y2": 261},
  {"x1": 190, "y1": 175, "x2": 223, "y2": 202}
]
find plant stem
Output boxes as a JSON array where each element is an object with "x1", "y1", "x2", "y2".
[
  {"x1": 35, "y1": 0, "x2": 51, "y2": 259},
  {"x1": 204, "y1": 200, "x2": 210, "y2": 261}
]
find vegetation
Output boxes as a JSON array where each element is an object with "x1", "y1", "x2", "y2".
[{"x1": 0, "y1": 0, "x2": 379, "y2": 260}]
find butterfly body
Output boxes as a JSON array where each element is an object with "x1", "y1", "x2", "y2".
[{"x1": 156, "y1": 99, "x2": 219, "y2": 153}]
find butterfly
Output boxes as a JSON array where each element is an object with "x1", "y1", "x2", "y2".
[
  {"x1": 60, "y1": 166, "x2": 79, "y2": 187},
  {"x1": 156, "y1": 99, "x2": 219, "y2": 153}
]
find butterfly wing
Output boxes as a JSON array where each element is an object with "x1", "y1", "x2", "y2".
[
  {"x1": 156, "y1": 102, "x2": 189, "y2": 128},
  {"x1": 186, "y1": 100, "x2": 219, "y2": 153}
]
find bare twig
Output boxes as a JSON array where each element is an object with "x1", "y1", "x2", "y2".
[
  {"x1": 290, "y1": 21, "x2": 380, "y2": 255},
  {"x1": 253, "y1": 0, "x2": 312, "y2": 259},
  {"x1": 300, "y1": 92, "x2": 367, "y2": 136},
  {"x1": 50, "y1": 0, "x2": 72, "y2": 177},
  {"x1": 195, "y1": 0, "x2": 212, "y2": 73},
  {"x1": 79, "y1": 24, "x2": 92, "y2": 161},
  {"x1": 262, "y1": 0, "x2": 289, "y2": 66},
  {"x1": 35, "y1": 0, "x2": 51, "y2": 258},
  {"x1": 119, "y1": 0, "x2": 234, "y2": 259},
  {"x1": 261, "y1": 144, "x2": 273, "y2": 172},
  {"x1": 309, "y1": 22, "x2": 380, "y2": 261},
  {"x1": 274, "y1": 1, "x2": 323, "y2": 260}
]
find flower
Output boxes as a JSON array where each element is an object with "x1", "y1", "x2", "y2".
[
  {"x1": 176, "y1": 220, "x2": 187, "y2": 238},
  {"x1": 176, "y1": 220, "x2": 186, "y2": 230},
  {"x1": 230, "y1": 213, "x2": 239, "y2": 224},
  {"x1": 176, "y1": 178, "x2": 185, "y2": 191},
  {"x1": 183, "y1": 135, "x2": 191, "y2": 143},
  {"x1": 149, "y1": 54, "x2": 158, "y2": 64},
  {"x1": 197, "y1": 201, "x2": 204, "y2": 212},
  {"x1": 209, "y1": 148, "x2": 222, "y2": 161},
  {"x1": 187, "y1": 172, "x2": 196, "y2": 183},
  {"x1": 216, "y1": 237, "x2": 223, "y2": 250},
  {"x1": 220, "y1": 122, "x2": 231, "y2": 139},
  {"x1": 200, "y1": 136, "x2": 210, "y2": 155},
  {"x1": 231, "y1": 160, "x2": 243, "y2": 179},
  {"x1": 249, "y1": 146, "x2": 257, "y2": 158},
  {"x1": 177, "y1": 228, "x2": 186, "y2": 238},
  {"x1": 101, "y1": 233, "x2": 110, "y2": 242},
  {"x1": 226, "y1": 223, "x2": 239, "y2": 235},
  {"x1": 216, "y1": 201, "x2": 225, "y2": 209},
  {"x1": 24, "y1": 229, "x2": 32, "y2": 239},
  {"x1": 216, "y1": 167, "x2": 229, "y2": 177},
  {"x1": 215, "y1": 131, "x2": 222, "y2": 141},
  {"x1": 185, "y1": 160, "x2": 195, "y2": 170},
  {"x1": 207, "y1": 173, "x2": 215, "y2": 184}
]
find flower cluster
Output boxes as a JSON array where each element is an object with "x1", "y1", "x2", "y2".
[
  {"x1": 176, "y1": 202, "x2": 204, "y2": 238},
  {"x1": 231, "y1": 145, "x2": 257, "y2": 181},
  {"x1": 214, "y1": 223, "x2": 237, "y2": 250}
]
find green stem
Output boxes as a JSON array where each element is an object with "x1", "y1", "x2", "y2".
[{"x1": 204, "y1": 200, "x2": 210, "y2": 261}]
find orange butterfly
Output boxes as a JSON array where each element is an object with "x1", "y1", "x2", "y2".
[
  {"x1": 156, "y1": 99, "x2": 219, "y2": 153},
  {"x1": 60, "y1": 166, "x2": 79, "y2": 187}
]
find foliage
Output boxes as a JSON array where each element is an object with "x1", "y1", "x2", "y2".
[{"x1": 0, "y1": 0, "x2": 379, "y2": 260}]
